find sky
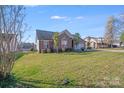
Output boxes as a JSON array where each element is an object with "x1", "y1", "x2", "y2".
[{"x1": 23, "y1": 5, "x2": 124, "y2": 43}]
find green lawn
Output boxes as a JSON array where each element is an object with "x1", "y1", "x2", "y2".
[{"x1": 2, "y1": 51, "x2": 124, "y2": 88}]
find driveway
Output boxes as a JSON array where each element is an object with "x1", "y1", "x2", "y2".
[{"x1": 95, "y1": 49, "x2": 124, "y2": 53}]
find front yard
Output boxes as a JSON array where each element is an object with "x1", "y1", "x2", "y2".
[{"x1": 1, "y1": 51, "x2": 124, "y2": 88}]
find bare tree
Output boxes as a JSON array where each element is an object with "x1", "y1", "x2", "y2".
[
  {"x1": 104, "y1": 16, "x2": 116, "y2": 48},
  {"x1": 0, "y1": 5, "x2": 25, "y2": 79},
  {"x1": 116, "y1": 14, "x2": 124, "y2": 45},
  {"x1": 87, "y1": 36, "x2": 91, "y2": 48},
  {"x1": 120, "y1": 32, "x2": 124, "y2": 47}
]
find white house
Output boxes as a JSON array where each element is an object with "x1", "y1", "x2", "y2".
[{"x1": 84, "y1": 36, "x2": 108, "y2": 49}]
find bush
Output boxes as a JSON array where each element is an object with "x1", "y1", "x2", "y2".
[
  {"x1": 62, "y1": 48, "x2": 66, "y2": 52},
  {"x1": 0, "y1": 74, "x2": 17, "y2": 88},
  {"x1": 87, "y1": 47, "x2": 92, "y2": 49},
  {"x1": 61, "y1": 48, "x2": 73, "y2": 52},
  {"x1": 65, "y1": 48, "x2": 73, "y2": 52},
  {"x1": 50, "y1": 48, "x2": 54, "y2": 53},
  {"x1": 41, "y1": 49, "x2": 46, "y2": 53},
  {"x1": 15, "y1": 52, "x2": 25, "y2": 60},
  {"x1": 46, "y1": 49, "x2": 51, "y2": 53},
  {"x1": 58, "y1": 48, "x2": 62, "y2": 52},
  {"x1": 81, "y1": 47, "x2": 85, "y2": 51},
  {"x1": 30, "y1": 48, "x2": 34, "y2": 51}
]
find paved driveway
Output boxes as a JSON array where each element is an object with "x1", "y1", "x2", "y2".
[{"x1": 96, "y1": 49, "x2": 124, "y2": 52}]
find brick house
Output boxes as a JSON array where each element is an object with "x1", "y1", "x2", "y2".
[{"x1": 36, "y1": 29, "x2": 85, "y2": 53}]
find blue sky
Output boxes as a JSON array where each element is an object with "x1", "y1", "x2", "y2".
[{"x1": 23, "y1": 5, "x2": 124, "y2": 43}]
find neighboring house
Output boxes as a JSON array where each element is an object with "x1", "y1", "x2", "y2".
[
  {"x1": 19, "y1": 42, "x2": 36, "y2": 51},
  {"x1": 84, "y1": 36, "x2": 108, "y2": 49},
  {"x1": 0, "y1": 33, "x2": 18, "y2": 52},
  {"x1": 36, "y1": 29, "x2": 85, "y2": 53},
  {"x1": 113, "y1": 40, "x2": 120, "y2": 47},
  {"x1": 113, "y1": 40, "x2": 124, "y2": 47}
]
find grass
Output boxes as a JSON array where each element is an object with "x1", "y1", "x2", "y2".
[{"x1": 1, "y1": 51, "x2": 124, "y2": 88}]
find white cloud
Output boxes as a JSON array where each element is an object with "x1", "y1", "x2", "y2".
[
  {"x1": 75, "y1": 16, "x2": 84, "y2": 19},
  {"x1": 50, "y1": 16, "x2": 67, "y2": 19}
]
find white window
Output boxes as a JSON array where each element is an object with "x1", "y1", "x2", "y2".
[
  {"x1": 61, "y1": 40, "x2": 67, "y2": 48},
  {"x1": 44, "y1": 40, "x2": 49, "y2": 49}
]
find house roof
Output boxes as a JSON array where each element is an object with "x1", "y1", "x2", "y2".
[
  {"x1": 59, "y1": 29, "x2": 74, "y2": 38},
  {"x1": 36, "y1": 29, "x2": 54, "y2": 40},
  {"x1": 36, "y1": 29, "x2": 74, "y2": 40},
  {"x1": 36, "y1": 29, "x2": 84, "y2": 42}
]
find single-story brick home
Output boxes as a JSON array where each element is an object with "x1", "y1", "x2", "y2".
[{"x1": 36, "y1": 29, "x2": 85, "y2": 53}]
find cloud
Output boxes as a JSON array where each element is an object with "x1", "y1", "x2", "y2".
[
  {"x1": 75, "y1": 16, "x2": 84, "y2": 19},
  {"x1": 50, "y1": 16, "x2": 67, "y2": 20}
]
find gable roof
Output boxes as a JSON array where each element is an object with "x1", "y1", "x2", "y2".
[
  {"x1": 36, "y1": 29, "x2": 74, "y2": 40},
  {"x1": 59, "y1": 29, "x2": 74, "y2": 38},
  {"x1": 36, "y1": 29, "x2": 54, "y2": 40},
  {"x1": 36, "y1": 29, "x2": 84, "y2": 42}
]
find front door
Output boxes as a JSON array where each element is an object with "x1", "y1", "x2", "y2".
[{"x1": 72, "y1": 40, "x2": 74, "y2": 48}]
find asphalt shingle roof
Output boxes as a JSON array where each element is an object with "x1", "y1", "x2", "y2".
[
  {"x1": 36, "y1": 29, "x2": 84, "y2": 42},
  {"x1": 36, "y1": 29, "x2": 54, "y2": 40}
]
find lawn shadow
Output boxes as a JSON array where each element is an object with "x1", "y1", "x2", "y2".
[
  {"x1": 0, "y1": 74, "x2": 17, "y2": 88},
  {"x1": 0, "y1": 74, "x2": 80, "y2": 88},
  {"x1": 1, "y1": 75, "x2": 121, "y2": 88},
  {"x1": 0, "y1": 74, "x2": 42, "y2": 88},
  {"x1": 16, "y1": 79, "x2": 82, "y2": 88},
  {"x1": 62, "y1": 51, "x2": 93, "y2": 56},
  {"x1": 15, "y1": 52, "x2": 26, "y2": 60}
]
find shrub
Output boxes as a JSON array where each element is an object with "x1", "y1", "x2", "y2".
[
  {"x1": 46, "y1": 49, "x2": 51, "y2": 53},
  {"x1": 58, "y1": 48, "x2": 62, "y2": 52},
  {"x1": 65, "y1": 48, "x2": 73, "y2": 52},
  {"x1": 41, "y1": 49, "x2": 46, "y2": 53},
  {"x1": 30, "y1": 48, "x2": 34, "y2": 51},
  {"x1": 61, "y1": 48, "x2": 65, "y2": 52},
  {"x1": 87, "y1": 47, "x2": 92, "y2": 49},
  {"x1": 15, "y1": 52, "x2": 25, "y2": 60},
  {"x1": 81, "y1": 47, "x2": 85, "y2": 51}
]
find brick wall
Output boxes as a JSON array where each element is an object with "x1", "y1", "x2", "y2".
[{"x1": 59, "y1": 32, "x2": 73, "y2": 49}]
